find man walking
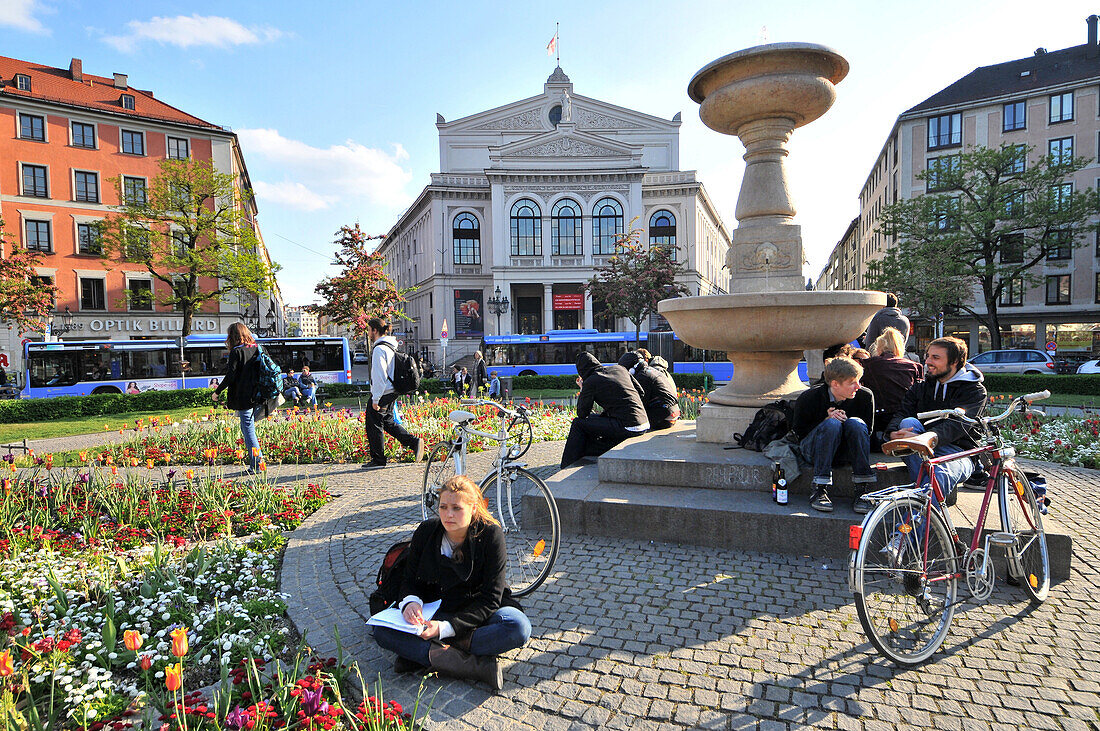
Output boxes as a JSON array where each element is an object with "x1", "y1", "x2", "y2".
[
  {"x1": 886, "y1": 337, "x2": 987, "y2": 505},
  {"x1": 363, "y1": 317, "x2": 424, "y2": 470},
  {"x1": 560, "y1": 352, "x2": 649, "y2": 468},
  {"x1": 471, "y1": 351, "x2": 489, "y2": 397}
]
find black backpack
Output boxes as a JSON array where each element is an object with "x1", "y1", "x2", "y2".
[
  {"x1": 732, "y1": 399, "x2": 794, "y2": 451},
  {"x1": 377, "y1": 341, "x2": 421, "y2": 396},
  {"x1": 368, "y1": 538, "x2": 412, "y2": 616}
]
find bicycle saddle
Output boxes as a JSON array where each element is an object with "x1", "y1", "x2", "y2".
[
  {"x1": 882, "y1": 431, "x2": 938, "y2": 459},
  {"x1": 448, "y1": 409, "x2": 477, "y2": 424}
]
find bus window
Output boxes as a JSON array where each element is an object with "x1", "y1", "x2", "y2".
[
  {"x1": 28, "y1": 352, "x2": 79, "y2": 388},
  {"x1": 185, "y1": 347, "x2": 228, "y2": 376}
]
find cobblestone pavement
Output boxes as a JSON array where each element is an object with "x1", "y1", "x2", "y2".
[{"x1": 280, "y1": 443, "x2": 1100, "y2": 730}]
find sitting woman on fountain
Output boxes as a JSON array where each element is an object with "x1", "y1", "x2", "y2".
[{"x1": 371, "y1": 475, "x2": 531, "y2": 690}]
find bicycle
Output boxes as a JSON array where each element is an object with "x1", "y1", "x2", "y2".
[
  {"x1": 848, "y1": 390, "x2": 1052, "y2": 666},
  {"x1": 422, "y1": 398, "x2": 560, "y2": 597}
]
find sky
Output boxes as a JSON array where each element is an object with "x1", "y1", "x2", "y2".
[{"x1": 3, "y1": 0, "x2": 1100, "y2": 307}]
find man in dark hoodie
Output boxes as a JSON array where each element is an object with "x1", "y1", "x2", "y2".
[
  {"x1": 618, "y1": 351, "x2": 680, "y2": 430},
  {"x1": 560, "y1": 351, "x2": 650, "y2": 467},
  {"x1": 886, "y1": 336, "x2": 987, "y2": 504},
  {"x1": 863, "y1": 293, "x2": 910, "y2": 347}
]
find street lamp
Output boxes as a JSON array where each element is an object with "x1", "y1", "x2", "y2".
[
  {"x1": 52, "y1": 306, "x2": 77, "y2": 335},
  {"x1": 487, "y1": 285, "x2": 510, "y2": 335}
]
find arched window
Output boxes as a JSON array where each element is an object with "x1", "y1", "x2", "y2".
[
  {"x1": 510, "y1": 198, "x2": 542, "y2": 256},
  {"x1": 452, "y1": 212, "x2": 481, "y2": 265},
  {"x1": 592, "y1": 197, "x2": 623, "y2": 255},
  {"x1": 551, "y1": 198, "x2": 582, "y2": 256},
  {"x1": 649, "y1": 209, "x2": 677, "y2": 261}
]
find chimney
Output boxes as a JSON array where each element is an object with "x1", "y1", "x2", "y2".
[
  {"x1": 69, "y1": 58, "x2": 82, "y2": 82},
  {"x1": 1089, "y1": 15, "x2": 1099, "y2": 57},
  {"x1": 113, "y1": 73, "x2": 127, "y2": 89}
]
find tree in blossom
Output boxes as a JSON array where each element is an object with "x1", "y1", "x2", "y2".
[
  {"x1": 0, "y1": 217, "x2": 57, "y2": 333},
  {"x1": 312, "y1": 224, "x2": 414, "y2": 338},
  {"x1": 586, "y1": 226, "x2": 690, "y2": 343}
]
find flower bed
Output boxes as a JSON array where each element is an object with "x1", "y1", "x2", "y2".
[{"x1": 1001, "y1": 405, "x2": 1100, "y2": 468}]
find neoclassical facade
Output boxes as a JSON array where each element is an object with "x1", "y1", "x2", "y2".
[{"x1": 377, "y1": 68, "x2": 731, "y2": 364}]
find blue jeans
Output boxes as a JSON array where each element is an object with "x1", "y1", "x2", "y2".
[
  {"x1": 302, "y1": 385, "x2": 316, "y2": 406},
  {"x1": 372, "y1": 607, "x2": 531, "y2": 666},
  {"x1": 897, "y1": 417, "x2": 974, "y2": 505},
  {"x1": 237, "y1": 406, "x2": 264, "y2": 471},
  {"x1": 799, "y1": 416, "x2": 872, "y2": 486}
]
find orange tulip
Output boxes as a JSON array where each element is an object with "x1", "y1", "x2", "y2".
[
  {"x1": 79, "y1": 451, "x2": 88, "y2": 462},
  {"x1": 258, "y1": 461, "x2": 267, "y2": 472},
  {"x1": 111, "y1": 466, "x2": 118, "y2": 476},
  {"x1": 123, "y1": 629, "x2": 142, "y2": 652},
  {"x1": 252, "y1": 447, "x2": 261, "y2": 457},
  {"x1": 165, "y1": 663, "x2": 182, "y2": 691},
  {"x1": 170, "y1": 627, "x2": 188, "y2": 657},
  {"x1": 146, "y1": 459, "x2": 154, "y2": 469},
  {"x1": 139, "y1": 653, "x2": 153, "y2": 671},
  {"x1": 0, "y1": 649, "x2": 13, "y2": 677},
  {"x1": 184, "y1": 469, "x2": 194, "y2": 480}
]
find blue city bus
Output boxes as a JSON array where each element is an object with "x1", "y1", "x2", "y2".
[
  {"x1": 21, "y1": 335, "x2": 352, "y2": 398},
  {"x1": 482, "y1": 330, "x2": 811, "y2": 382}
]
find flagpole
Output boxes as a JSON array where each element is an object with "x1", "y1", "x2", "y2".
[{"x1": 556, "y1": 22, "x2": 560, "y2": 65}]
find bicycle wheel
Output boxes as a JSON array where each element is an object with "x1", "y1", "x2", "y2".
[
  {"x1": 998, "y1": 469, "x2": 1050, "y2": 603},
  {"x1": 422, "y1": 441, "x2": 456, "y2": 520},
  {"x1": 479, "y1": 467, "x2": 559, "y2": 597},
  {"x1": 505, "y1": 410, "x2": 534, "y2": 459},
  {"x1": 853, "y1": 496, "x2": 958, "y2": 666}
]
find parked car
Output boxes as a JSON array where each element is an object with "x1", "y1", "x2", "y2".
[
  {"x1": 1077, "y1": 359, "x2": 1100, "y2": 374},
  {"x1": 352, "y1": 351, "x2": 369, "y2": 364},
  {"x1": 968, "y1": 349, "x2": 1055, "y2": 374}
]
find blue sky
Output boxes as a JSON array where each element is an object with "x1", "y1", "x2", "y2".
[{"x1": 4, "y1": 0, "x2": 1099, "y2": 306}]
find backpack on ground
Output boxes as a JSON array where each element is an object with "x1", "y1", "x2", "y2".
[
  {"x1": 377, "y1": 341, "x2": 421, "y2": 396},
  {"x1": 368, "y1": 538, "x2": 413, "y2": 615},
  {"x1": 732, "y1": 399, "x2": 794, "y2": 452},
  {"x1": 250, "y1": 346, "x2": 282, "y2": 405}
]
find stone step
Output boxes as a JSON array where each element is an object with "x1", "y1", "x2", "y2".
[{"x1": 545, "y1": 463, "x2": 1072, "y2": 581}]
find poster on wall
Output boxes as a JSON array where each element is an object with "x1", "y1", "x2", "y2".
[{"x1": 453, "y1": 290, "x2": 484, "y2": 336}]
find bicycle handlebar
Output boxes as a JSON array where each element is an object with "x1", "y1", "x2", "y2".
[
  {"x1": 459, "y1": 398, "x2": 528, "y2": 419},
  {"x1": 916, "y1": 389, "x2": 1050, "y2": 427}
]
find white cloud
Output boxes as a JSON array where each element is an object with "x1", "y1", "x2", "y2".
[
  {"x1": 237, "y1": 128, "x2": 413, "y2": 211},
  {"x1": 0, "y1": 0, "x2": 48, "y2": 33},
  {"x1": 103, "y1": 14, "x2": 285, "y2": 52}
]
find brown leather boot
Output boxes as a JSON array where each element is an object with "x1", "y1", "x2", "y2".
[{"x1": 427, "y1": 643, "x2": 503, "y2": 691}]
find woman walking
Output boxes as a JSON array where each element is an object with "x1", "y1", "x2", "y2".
[
  {"x1": 211, "y1": 322, "x2": 265, "y2": 473},
  {"x1": 371, "y1": 475, "x2": 531, "y2": 690}
]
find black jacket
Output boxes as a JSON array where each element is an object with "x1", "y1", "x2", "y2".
[
  {"x1": 400, "y1": 518, "x2": 518, "y2": 637},
  {"x1": 792, "y1": 382, "x2": 875, "y2": 440},
  {"x1": 299, "y1": 372, "x2": 316, "y2": 387},
  {"x1": 864, "y1": 306, "x2": 911, "y2": 346},
  {"x1": 886, "y1": 363, "x2": 987, "y2": 448},
  {"x1": 861, "y1": 355, "x2": 923, "y2": 432},
  {"x1": 618, "y1": 352, "x2": 678, "y2": 422},
  {"x1": 214, "y1": 344, "x2": 259, "y2": 411},
  {"x1": 473, "y1": 358, "x2": 488, "y2": 390},
  {"x1": 575, "y1": 352, "x2": 649, "y2": 428}
]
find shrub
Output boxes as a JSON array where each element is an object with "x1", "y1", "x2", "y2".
[
  {"x1": 983, "y1": 373, "x2": 1100, "y2": 395},
  {"x1": 0, "y1": 388, "x2": 214, "y2": 424}
]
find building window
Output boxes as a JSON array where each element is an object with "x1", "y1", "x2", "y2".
[
  {"x1": 77, "y1": 223, "x2": 102, "y2": 255},
  {"x1": 1046, "y1": 274, "x2": 1071, "y2": 304},
  {"x1": 24, "y1": 220, "x2": 51, "y2": 252},
  {"x1": 926, "y1": 155, "x2": 960, "y2": 192},
  {"x1": 74, "y1": 171, "x2": 99, "y2": 203},
  {"x1": 128, "y1": 280, "x2": 153, "y2": 311},
  {"x1": 123, "y1": 177, "x2": 147, "y2": 206},
  {"x1": 593, "y1": 197, "x2": 624, "y2": 255},
  {"x1": 549, "y1": 105, "x2": 562, "y2": 127},
  {"x1": 71, "y1": 122, "x2": 96, "y2": 149},
  {"x1": 171, "y1": 230, "x2": 188, "y2": 258},
  {"x1": 927, "y1": 112, "x2": 962, "y2": 150},
  {"x1": 19, "y1": 113, "x2": 45, "y2": 142},
  {"x1": 121, "y1": 129, "x2": 145, "y2": 155},
  {"x1": 1049, "y1": 137, "x2": 1073, "y2": 165},
  {"x1": 125, "y1": 230, "x2": 151, "y2": 260},
  {"x1": 1003, "y1": 190, "x2": 1026, "y2": 218},
  {"x1": 930, "y1": 197, "x2": 960, "y2": 231},
  {"x1": 31, "y1": 276, "x2": 55, "y2": 307},
  {"x1": 649, "y1": 209, "x2": 676, "y2": 260},
  {"x1": 21, "y1": 164, "x2": 48, "y2": 197},
  {"x1": 1003, "y1": 100, "x2": 1026, "y2": 132},
  {"x1": 1050, "y1": 92, "x2": 1073, "y2": 123},
  {"x1": 509, "y1": 198, "x2": 542, "y2": 256},
  {"x1": 452, "y1": 212, "x2": 481, "y2": 265},
  {"x1": 15, "y1": 74, "x2": 31, "y2": 91},
  {"x1": 1001, "y1": 233, "x2": 1025, "y2": 263},
  {"x1": 1008, "y1": 144, "x2": 1027, "y2": 174},
  {"x1": 120, "y1": 94, "x2": 135, "y2": 110},
  {"x1": 1052, "y1": 182, "x2": 1073, "y2": 212},
  {"x1": 1047, "y1": 229, "x2": 1073, "y2": 260},
  {"x1": 172, "y1": 278, "x2": 188, "y2": 311},
  {"x1": 999, "y1": 278, "x2": 1024, "y2": 306},
  {"x1": 80, "y1": 277, "x2": 106, "y2": 310},
  {"x1": 167, "y1": 136, "x2": 189, "y2": 160},
  {"x1": 551, "y1": 199, "x2": 582, "y2": 256}
]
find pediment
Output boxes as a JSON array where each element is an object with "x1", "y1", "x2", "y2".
[{"x1": 492, "y1": 128, "x2": 638, "y2": 160}]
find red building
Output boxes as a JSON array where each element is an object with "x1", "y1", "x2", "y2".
[{"x1": 0, "y1": 55, "x2": 282, "y2": 376}]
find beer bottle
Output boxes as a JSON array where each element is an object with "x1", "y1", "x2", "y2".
[
  {"x1": 776, "y1": 465, "x2": 789, "y2": 505},
  {"x1": 771, "y1": 461, "x2": 780, "y2": 503}
]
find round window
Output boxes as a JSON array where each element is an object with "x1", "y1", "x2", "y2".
[{"x1": 549, "y1": 105, "x2": 562, "y2": 126}]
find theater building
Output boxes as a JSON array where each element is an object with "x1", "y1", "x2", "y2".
[
  {"x1": 0, "y1": 55, "x2": 283, "y2": 378},
  {"x1": 376, "y1": 67, "x2": 732, "y2": 365}
]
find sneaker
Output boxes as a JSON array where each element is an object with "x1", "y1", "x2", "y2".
[
  {"x1": 361, "y1": 462, "x2": 387, "y2": 471},
  {"x1": 944, "y1": 487, "x2": 958, "y2": 507},
  {"x1": 853, "y1": 494, "x2": 873, "y2": 515},
  {"x1": 412, "y1": 438, "x2": 425, "y2": 463},
  {"x1": 809, "y1": 488, "x2": 833, "y2": 513}
]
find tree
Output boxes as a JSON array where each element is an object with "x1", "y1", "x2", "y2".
[
  {"x1": 312, "y1": 224, "x2": 413, "y2": 338},
  {"x1": 97, "y1": 158, "x2": 280, "y2": 336},
  {"x1": 867, "y1": 144, "x2": 1100, "y2": 349},
  {"x1": 285, "y1": 322, "x2": 301, "y2": 337},
  {"x1": 0, "y1": 217, "x2": 57, "y2": 333},
  {"x1": 586, "y1": 226, "x2": 690, "y2": 343}
]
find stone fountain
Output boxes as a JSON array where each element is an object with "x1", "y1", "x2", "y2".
[{"x1": 659, "y1": 43, "x2": 885, "y2": 442}]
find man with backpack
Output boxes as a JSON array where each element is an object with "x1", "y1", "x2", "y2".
[{"x1": 364, "y1": 317, "x2": 424, "y2": 470}]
